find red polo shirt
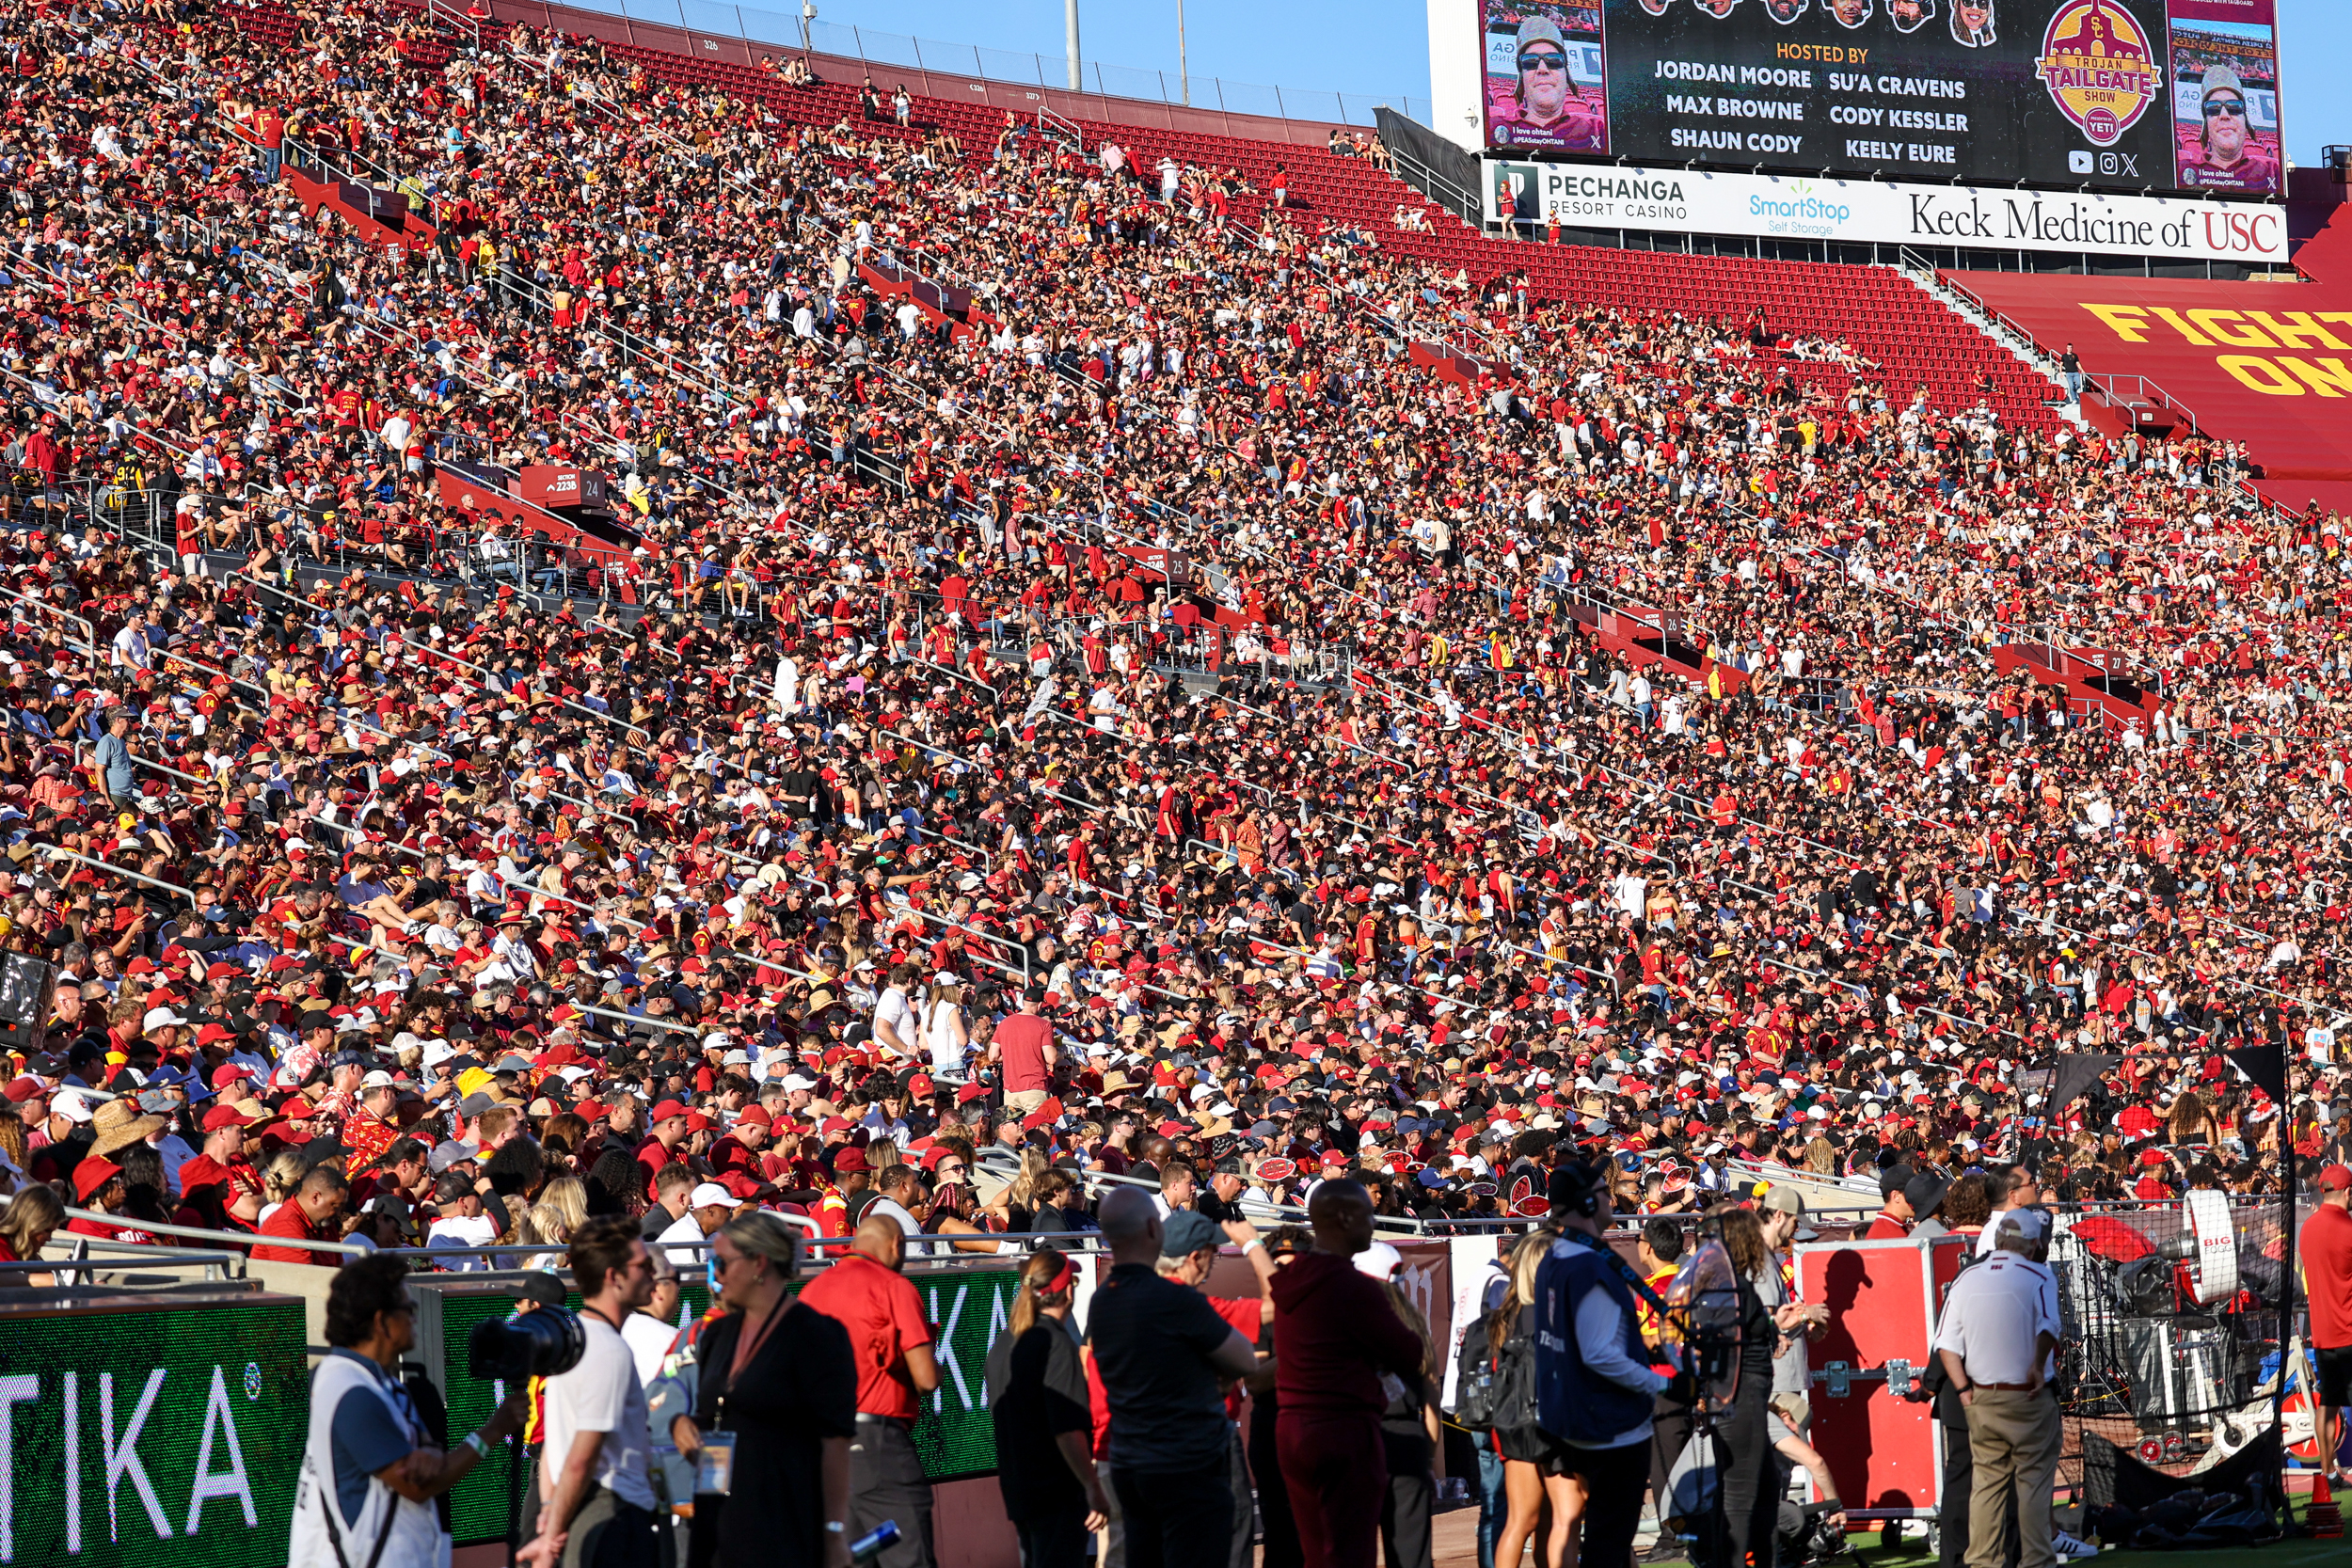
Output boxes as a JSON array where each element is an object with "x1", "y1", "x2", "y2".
[
  {"x1": 797, "y1": 1253, "x2": 934, "y2": 1419},
  {"x1": 251, "y1": 1200, "x2": 330, "y2": 1264}
]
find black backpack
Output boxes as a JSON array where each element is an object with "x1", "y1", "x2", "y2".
[{"x1": 1455, "y1": 1308, "x2": 1539, "y2": 1433}]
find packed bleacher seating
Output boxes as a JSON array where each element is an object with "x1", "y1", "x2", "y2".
[{"x1": 0, "y1": 0, "x2": 2340, "y2": 1277}]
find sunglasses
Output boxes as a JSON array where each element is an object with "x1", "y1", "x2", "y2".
[
  {"x1": 2202, "y1": 99, "x2": 2246, "y2": 118},
  {"x1": 1518, "y1": 52, "x2": 1567, "y2": 71}
]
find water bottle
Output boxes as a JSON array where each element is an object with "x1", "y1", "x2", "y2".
[{"x1": 850, "y1": 1521, "x2": 902, "y2": 1564}]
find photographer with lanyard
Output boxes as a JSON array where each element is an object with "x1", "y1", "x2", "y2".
[
  {"x1": 292, "y1": 1254, "x2": 532, "y2": 1568},
  {"x1": 524, "y1": 1215, "x2": 664, "y2": 1568},
  {"x1": 1531, "y1": 1162, "x2": 1678, "y2": 1568}
]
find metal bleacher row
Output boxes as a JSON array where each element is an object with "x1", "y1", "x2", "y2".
[{"x1": 221, "y1": 0, "x2": 2056, "y2": 432}]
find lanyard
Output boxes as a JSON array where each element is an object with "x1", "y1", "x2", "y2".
[{"x1": 716, "y1": 1301, "x2": 790, "y2": 1433}]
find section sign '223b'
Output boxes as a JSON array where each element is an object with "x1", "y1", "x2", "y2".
[{"x1": 1479, "y1": 0, "x2": 2280, "y2": 196}]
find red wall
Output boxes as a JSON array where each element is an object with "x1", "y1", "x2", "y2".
[{"x1": 1948, "y1": 271, "x2": 2352, "y2": 482}]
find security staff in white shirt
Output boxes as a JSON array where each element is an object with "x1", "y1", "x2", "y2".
[
  {"x1": 294, "y1": 1255, "x2": 529, "y2": 1568},
  {"x1": 1931, "y1": 1210, "x2": 2062, "y2": 1568}
]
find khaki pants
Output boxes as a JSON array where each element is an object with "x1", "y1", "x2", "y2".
[
  {"x1": 1005, "y1": 1088, "x2": 1048, "y2": 1117},
  {"x1": 1963, "y1": 1389, "x2": 2059, "y2": 1568}
]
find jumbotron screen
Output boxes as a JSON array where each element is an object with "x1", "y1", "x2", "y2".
[{"x1": 1480, "y1": 0, "x2": 2281, "y2": 195}]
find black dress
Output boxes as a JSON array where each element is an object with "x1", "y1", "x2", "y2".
[{"x1": 689, "y1": 1301, "x2": 858, "y2": 1568}]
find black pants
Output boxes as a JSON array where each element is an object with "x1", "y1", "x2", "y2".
[
  {"x1": 1113, "y1": 1458, "x2": 1233, "y2": 1568},
  {"x1": 1563, "y1": 1440, "x2": 1650, "y2": 1568},
  {"x1": 1938, "y1": 1422, "x2": 2018, "y2": 1568},
  {"x1": 1379, "y1": 1420, "x2": 1434, "y2": 1568},
  {"x1": 848, "y1": 1418, "x2": 935, "y2": 1568},
  {"x1": 1650, "y1": 1394, "x2": 1694, "y2": 1528},
  {"x1": 564, "y1": 1486, "x2": 662, "y2": 1568},
  {"x1": 1229, "y1": 1427, "x2": 1256, "y2": 1568},
  {"x1": 1018, "y1": 1506, "x2": 1093, "y2": 1568},
  {"x1": 1712, "y1": 1392, "x2": 1780, "y2": 1568},
  {"x1": 1249, "y1": 1411, "x2": 1303, "y2": 1568}
]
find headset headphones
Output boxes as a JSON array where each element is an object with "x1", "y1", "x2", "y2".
[{"x1": 1550, "y1": 1161, "x2": 1606, "y2": 1218}]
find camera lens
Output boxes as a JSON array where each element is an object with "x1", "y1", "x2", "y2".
[{"x1": 468, "y1": 1306, "x2": 586, "y2": 1382}]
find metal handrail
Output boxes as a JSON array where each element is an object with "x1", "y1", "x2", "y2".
[
  {"x1": 59, "y1": 1205, "x2": 366, "y2": 1256},
  {"x1": 40, "y1": 845, "x2": 196, "y2": 902}
]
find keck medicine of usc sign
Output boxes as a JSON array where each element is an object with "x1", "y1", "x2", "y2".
[{"x1": 1486, "y1": 160, "x2": 2287, "y2": 263}]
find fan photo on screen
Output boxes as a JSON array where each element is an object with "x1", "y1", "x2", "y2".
[
  {"x1": 2169, "y1": 12, "x2": 2282, "y2": 196},
  {"x1": 1484, "y1": 3, "x2": 1610, "y2": 151}
]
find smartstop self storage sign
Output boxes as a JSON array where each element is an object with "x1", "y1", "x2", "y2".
[{"x1": 0, "y1": 1295, "x2": 309, "y2": 1566}]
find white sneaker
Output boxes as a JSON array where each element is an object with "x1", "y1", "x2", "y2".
[{"x1": 2051, "y1": 1528, "x2": 2100, "y2": 1560}]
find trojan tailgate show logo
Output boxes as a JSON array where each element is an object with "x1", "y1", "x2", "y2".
[{"x1": 2034, "y1": 0, "x2": 2158, "y2": 146}]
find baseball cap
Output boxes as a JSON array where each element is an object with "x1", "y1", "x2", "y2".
[
  {"x1": 1760, "y1": 1184, "x2": 1805, "y2": 1217},
  {"x1": 514, "y1": 1273, "x2": 569, "y2": 1307},
  {"x1": 689, "y1": 1182, "x2": 735, "y2": 1210},
  {"x1": 1353, "y1": 1241, "x2": 1404, "y2": 1280},
  {"x1": 651, "y1": 1099, "x2": 689, "y2": 1122},
  {"x1": 2319, "y1": 1164, "x2": 2352, "y2": 1192},
  {"x1": 833, "y1": 1146, "x2": 869, "y2": 1174},
  {"x1": 142, "y1": 1006, "x2": 190, "y2": 1033},
  {"x1": 1159, "y1": 1210, "x2": 1221, "y2": 1259},
  {"x1": 201, "y1": 1104, "x2": 254, "y2": 1132}
]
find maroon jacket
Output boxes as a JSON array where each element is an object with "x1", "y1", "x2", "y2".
[{"x1": 1268, "y1": 1251, "x2": 1426, "y2": 1420}]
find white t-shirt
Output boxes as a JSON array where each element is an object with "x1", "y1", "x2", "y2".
[
  {"x1": 873, "y1": 987, "x2": 914, "y2": 1054},
  {"x1": 622, "y1": 1309, "x2": 679, "y2": 1388},
  {"x1": 654, "y1": 1212, "x2": 709, "y2": 1271},
  {"x1": 427, "y1": 1212, "x2": 501, "y2": 1270},
  {"x1": 866, "y1": 1196, "x2": 921, "y2": 1240},
  {"x1": 539, "y1": 1313, "x2": 659, "y2": 1511}
]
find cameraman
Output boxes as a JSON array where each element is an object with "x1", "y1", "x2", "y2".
[
  {"x1": 525, "y1": 1214, "x2": 664, "y2": 1568},
  {"x1": 1532, "y1": 1162, "x2": 1674, "y2": 1568},
  {"x1": 293, "y1": 1254, "x2": 531, "y2": 1568}
]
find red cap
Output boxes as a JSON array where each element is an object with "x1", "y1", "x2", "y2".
[
  {"x1": 735, "y1": 1104, "x2": 772, "y2": 1128},
  {"x1": 2321, "y1": 1164, "x2": 2352, "y2": 1192},
  {"x1": 202, "y1": 1104, "x2": 255, "y2": 1132},
  {"x1": 72, "y1": 1157, "x2": 122, "y2": 1201},
  {"x1": 651, "y1": 1099, "x2": 688, "y2": 1122}
]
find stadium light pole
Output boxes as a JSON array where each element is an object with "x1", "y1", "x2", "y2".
[
  {"x1": 1177, "y1": 0, "x2": 1189, "y2": 104},
  {"x1": 1066, "y1": 0, "x2": 1080, "y2": 90}
]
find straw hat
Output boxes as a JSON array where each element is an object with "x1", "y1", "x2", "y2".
[{"x1": 88, "y1": 1096, "x2": 168, "y2": 1158}]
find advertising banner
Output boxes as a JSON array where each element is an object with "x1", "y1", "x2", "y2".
[
  {"x1": 0, "y1": 1297, "x2": 309, "y2": 1568},
  {"x1": 1477, "y1": 0, "x2": 2283, "y2": 198},
  {"x1": 1486, "y1": 159, "x2": 2287, "y2": 261}
]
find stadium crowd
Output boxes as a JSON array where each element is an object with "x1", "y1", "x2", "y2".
[{"x1": 0, "y1": 0, "x2": 2342, "y2": 1283}]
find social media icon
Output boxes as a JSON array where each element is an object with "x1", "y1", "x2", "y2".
[
  {"x1": 2069, "y1": 150, "x2": 2094, "y2": 174},
  {"x1": 2099, "y1": 152, "x2": 2118, "y2": 176}
]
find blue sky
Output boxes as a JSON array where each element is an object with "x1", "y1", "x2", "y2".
[{"x1": 788, "y1": 0, "x2": 2350, "y2": 166}]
